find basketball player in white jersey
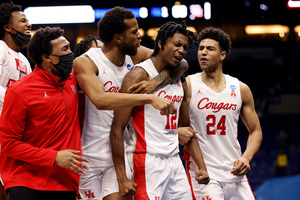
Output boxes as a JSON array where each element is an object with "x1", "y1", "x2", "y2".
[
  {"x1": 0, "y1": 2, "x2": 32, "y2": 199},
  {"x1": 110, "y1": 21, "x2": 210, "y2": 200},
  {"x1": 184, "y1": 27, "x2": 263, "y2": 200},
  {"x1": 73, "y1": 7, "x2": 189, "y2": 200},
  {"x1": 0, "y1": 1, "x2": 32, "y2": 114}
]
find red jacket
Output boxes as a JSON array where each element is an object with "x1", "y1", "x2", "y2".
[{"x1": 0, "y1": 66, "x2": 81, "y2": 191}]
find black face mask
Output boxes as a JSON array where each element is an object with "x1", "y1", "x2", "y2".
[
  {"x1": 9, "y1": 26, "x2": 31, "y2": 47},
  {"x1": 50, "y1": 53, "x2": 74, "y2": 76}
]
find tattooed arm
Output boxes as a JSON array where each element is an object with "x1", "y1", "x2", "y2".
[{"x1": 127, "y1": 59, "x2": 189, "y2": 94}]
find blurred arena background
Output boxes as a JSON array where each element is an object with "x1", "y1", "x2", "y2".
[{"x1": 10, "y1": 0, "x2": 300, "y2": 199}]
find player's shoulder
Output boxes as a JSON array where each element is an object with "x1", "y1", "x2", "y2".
[
  {"x1": 126, "y1": 65, "x2": 149, "y2": 82},
  {"x1": 0, "y1": 41, "x2": 8, "y2": 58},
  {"x1": 0, "y1": 40, "x2": 7, "y2": 48},
  {"x1": 238, "y1": 80, "x2": 253, "y2": 102},
  {"x1": 238, "y1": 80, "x2": 250, "y2": 90},
  {"x1": 73, "y1": 54, "x2": 94, "y2": 69}
]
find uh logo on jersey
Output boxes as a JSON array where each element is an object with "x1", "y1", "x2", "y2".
[{"x1": 15, "y1": 58, "x2": 28, "y2": 74}]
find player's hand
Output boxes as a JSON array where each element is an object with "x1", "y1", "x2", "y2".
[
  {"x1": 150, "y1": 95, "x2": 176, "y2": 115},
  {"x1": 127, "y1": 79, "x2": 159, "y2": 94},
  {"x1": 55, "y1": 149, "x2": 89, "y2": 174},
  {"x1": 178, "y1": 127, "x2": 198, "y2": 146},
  {"x1": 119, "y1": 179, "x2": 137, "y2": 197},
  {"x1": 195, "y1": 169, "x2": 210, "y2": 184},
  {"x1": 231, "y1": 156, "x2": 250, "y2": 176}
]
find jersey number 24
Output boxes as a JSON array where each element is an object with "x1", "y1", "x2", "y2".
[{"x1": 206, "y1": 115, "x2": 226, "y2": 135}]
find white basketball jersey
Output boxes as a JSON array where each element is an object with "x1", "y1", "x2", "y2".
[
  {"x1": 81, "y1": 48, "x2": 134, "y2": 167},
  {"x1": 128, "y1": 59, "x2": 184, "y2": 156},
  {"x1": 188, "y1": 72, "x2": 245, "y2": 182},
  {"x1": 0, "y1": 40, "x2": 31, "y2": 114}
]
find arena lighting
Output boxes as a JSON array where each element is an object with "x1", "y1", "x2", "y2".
[
  {"x1": 128, "y1": 7, "x2": 145, "y2": 18},
  {"x1": 94, "y1": 8, "x2": 110, "y2": 19},
  {"x1": 172, "y1": 4, "x2": 188, "y2": 18},
  {"x1": 147, "y1": 26, "x2": 196, "y2": 40},
  {"x1": 24, "y1": 5, "x2": 95, "y2": 24},
  {"x1": 139, "y1": 7, "x2": 148, "y2": 18},
  {"x1": 147, "y1": 27, "x2": 160, "y2": 40},
  {"x1": 94, "y1": 7, "x2": 147, "y2": 19},
  {"x1": 30, "y1": 30, "x2": 36, "y2": 36},
  {"x1": 260, "y1": 4, "x2": 268, "y2": 11},
  {"x1": 161, "y1": 7, "x2": 169, "y2": 18},
  {"x1": 245, "y1": 25, "x2": 290, "y2": 35},
  {"x1": 175, "y1": 1, "x2": 181, "y2": 5},
  {"x1": 204, "y1": 2, "x2": 211, "y2": 20},
  {"x1": 287, "y1": 0, "x2": 300, "y2": 8},
  {"x1": 151, "y1": 6, "x2": 169, "y2": 18},
  {"x1": 138, "y1": 28, "x2": 145, "y2": 37},
  {"x1": 189, "y1": 4, "x2": 204, "y2": 19},
  {"x1": 76, "y1": 36, "x2": 85, "y2": 44},
  {"x1": 295, "y1": 25, "x2": 300, "y2": 36}
]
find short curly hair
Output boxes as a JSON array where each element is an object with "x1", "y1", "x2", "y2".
[
  {"x1": 197, "y1": 27, "x2": 232, "y2": 56},
  {"x1": 27, "y1": 27, "x2": 64, "y2": 66},
  {"x1": 97, "y1": 6, "x2": 135, "y2": 43},
  {"x1": 0, "y1": 1, "x2": 22, "y2": 39},
  {"x1": 153, "y1": 21, "x2": 196, "y2": 57}
]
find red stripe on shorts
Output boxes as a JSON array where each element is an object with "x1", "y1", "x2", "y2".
[
  {"x1": 133, "y1": 153, "x2": 149, "y2": 200},
  {"x1": 186, "y1": 160, "x2": 197, "y2": 200}
]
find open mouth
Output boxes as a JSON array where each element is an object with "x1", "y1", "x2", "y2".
[
  {"x1": 200, "y1": 57, "x2": 208, "y2": 62},
  {"x1": 174, "y1": 56, "x2": 182, "y2": 61},
  {"x1": 25, "y1": 30, "x2": 31, "y2": 35}
]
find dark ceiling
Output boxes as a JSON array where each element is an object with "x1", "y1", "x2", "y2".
[{"x1": 11, "y1": 0, "x2": 299, "y2": 26}]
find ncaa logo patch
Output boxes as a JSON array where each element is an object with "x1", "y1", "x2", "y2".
[
  {"x1": 230, "y1": 84, "x2": 236, "y2": 97},
  {"x1": 127, "y1": 64, "x2": 132, "y2": 70},
  {"x1": 230, "y1": 85, "x2": 236, "y2": 90}
]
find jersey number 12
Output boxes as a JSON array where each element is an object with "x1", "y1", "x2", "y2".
[{"x1": 165, "y1": 111, "x2": 178, "y2": 129}]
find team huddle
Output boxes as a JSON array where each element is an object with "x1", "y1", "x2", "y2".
[{"x1": 0, "y1": 2, "x2": 262, "y2": 200}]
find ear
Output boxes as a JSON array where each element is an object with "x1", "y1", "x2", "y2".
[
  {"x1": 158, "y1": 40, "x2": 162, "y2": 49},
  {"x1": 3, "y1": 25, "x2": 11, "y2": 33},
  {"x1": 113, "y1": 34, "x2": 122, "y2": 44},
  {"x1": 42, "y1": 54, "x2": 51, "y2": 63},
  {"x1": 220, "y1": 51, "x2": 227, "y2": 61}
]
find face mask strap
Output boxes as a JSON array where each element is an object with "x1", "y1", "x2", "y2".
[
  {"x1": 8, "y1": 25, "x2": 31, "y2": 47},
  {"x1": 8, "y1": 25, "x2": 18, "y2": 33}
]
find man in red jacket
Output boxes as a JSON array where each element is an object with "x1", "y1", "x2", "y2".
[{"x1": 0, "y1": 26, "x2": 89, "y2": 200}]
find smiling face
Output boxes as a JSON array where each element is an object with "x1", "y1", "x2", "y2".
[
  {"x1": 119, "y1": 18, "x2": 141, "y2": 56},
  {"x1": 8, "y1": 11, "x2": 32, "y2": 36},
  {"x1": 159, "y1": 32, "x2": 189, "y2": 67},
  {"x1": 197, "y1": 38, "x2": 226, "y2": 72}
]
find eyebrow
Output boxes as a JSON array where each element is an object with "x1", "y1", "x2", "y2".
[
  {"x1": 18, "y1": 16, "x2": 27, "y2": 21},
  {"x1": 199, "y1": 45, "x2": 215, "y2": 48}
]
